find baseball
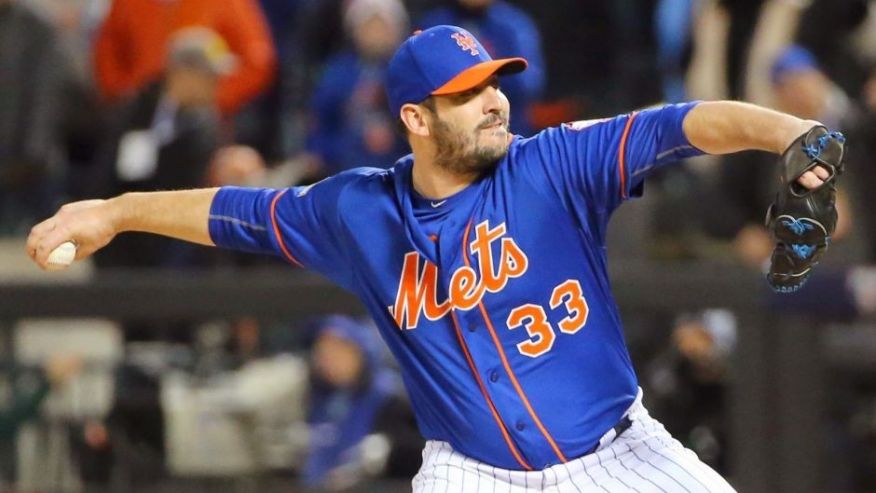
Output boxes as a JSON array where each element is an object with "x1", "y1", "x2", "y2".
[{"x1": 46, "y1": 241, "x2": 77, "y2": 271}]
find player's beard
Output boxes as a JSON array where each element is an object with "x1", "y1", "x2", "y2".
[{"x1": 431, "y1": 112, "x2": 510, "y2": 176}]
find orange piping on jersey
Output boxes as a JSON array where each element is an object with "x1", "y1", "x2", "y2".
[
  {"x1": 618, "y1": 112, "x2": 638, "y2": 200},
  {"x1": 462, "y1": 219, "x2": 569, "y2": 463},
  {"x1": 449, "y1": 310, "x2": 533, "y2": 471},
  {"x1": 269, "y1": 190, "x2": 303, "y2": 267}
]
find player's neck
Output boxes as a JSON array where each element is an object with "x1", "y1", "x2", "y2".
[{"x1": 410, "y1": 152, "x2": 479, "y2": 200}]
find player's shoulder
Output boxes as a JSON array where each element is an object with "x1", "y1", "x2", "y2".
[
  {"x1": 307, "y1": 166, "x2": 394, "y2": 196},
  {"x1": 531, "y1": 103, "x2": 696, "y2": 141},
  {"x1": 343, "y1": 164, "x2": 404, "y2": 206},
  {"x1": 286, "y1": 166, "x2": 399, "y2": 240},
  {"x1": 503, "y1": 118, "x2": 635, "y2": 176},
  {"x1": 560, "y1": 118, "x2": 618, "y2": 132},
  {"x1": 510, "y1": 117, "x2": 620, "y2": 150}
]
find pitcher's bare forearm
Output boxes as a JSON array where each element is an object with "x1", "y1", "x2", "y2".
[
  {"x1": 682, "y1": 101, "x2": 818, "y2": 155},
  {"x1": 111, "y1": 189, "x2": 219, "y2": 245},
  {"x1": 27, "y1": 188, "x2": 219, "y2": 270}
]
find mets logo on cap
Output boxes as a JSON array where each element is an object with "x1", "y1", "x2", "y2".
[
  {"x1": 451, "y1": 32, "x2": 480, "y2": 56},
  {"x1": 385, "y1": 25, "x2": 528, "y2": 118}
]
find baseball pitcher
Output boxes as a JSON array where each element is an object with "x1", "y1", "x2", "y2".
[{"x1": 28, "y1": 25, "x2": 845, "y2": 492}]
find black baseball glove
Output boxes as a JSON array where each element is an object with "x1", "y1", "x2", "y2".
[{"x1": 765, "y1": 125, "x2": 846, "y2": 293}]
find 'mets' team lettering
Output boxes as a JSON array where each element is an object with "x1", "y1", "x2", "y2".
[{"x1": 389, "y1": 221, "x2": 528, "y2": 329}]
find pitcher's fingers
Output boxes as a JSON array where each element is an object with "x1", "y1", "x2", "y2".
[
  {"x1": 25, "y1": 230, "x2": 40, "y2": 261},
  {"x1": 30, "y1": 236, "x2": 53, "y2": 267},
  {"x1": 29, "y1": 216, "x2": 57, "y2": 237},
  {"x1": 34, "y1": 228, "x2": 74, "y2": 266},
  {"x1": 797, "y1": 170, "x2": 826, "y2": 190},
  {"x1": 812, "y1": 165, "x2": 830, "y2": 180},
  {"x1": 25, "y1": 219, "x2": 54, "y2": 261}
]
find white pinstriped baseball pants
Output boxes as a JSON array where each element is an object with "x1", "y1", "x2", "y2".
[{"x1": 412, "y1": 393, "x2": 736, "y2": 493}]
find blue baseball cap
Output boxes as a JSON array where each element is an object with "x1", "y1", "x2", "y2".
[
  {"x1": 386, "y1": 25, "x2": 528, "y2": 118},
  {"x1": 770, "y1": 45, "x2": 820, "y2": 85}
]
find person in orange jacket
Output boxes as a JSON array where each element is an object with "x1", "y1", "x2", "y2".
[{"x1": 93, "y1": 0, "x2": 276, "y2": 116}]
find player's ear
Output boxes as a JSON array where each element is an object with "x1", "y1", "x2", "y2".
[{"x1": 400, "y1": 103, "x2": 430, "y2": 138}]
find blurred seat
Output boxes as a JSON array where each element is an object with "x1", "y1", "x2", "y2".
[
  {"x1": 161, "y1": 355, "x2": 308, "y2": 477},
  {"x1": 13, "y1": 318, "x2": 122, "y2": 491}
]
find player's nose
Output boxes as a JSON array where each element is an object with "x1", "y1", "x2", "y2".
[{"x1": 481, "y1": 85, "x2": 502, "y2": 114}]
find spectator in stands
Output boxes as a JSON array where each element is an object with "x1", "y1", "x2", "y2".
[
  {"x1": 93, "y1": 0, "x2": 275, "y2": 116},
  {"x1": 207, "y1": 145, "x2": 267, "y2": 188},
  {"x1": 92, "y1": 27, "x2": 231, "y2": 269},
  {"x1": 234, "y1": 0, "x2": 310, "y2": 162},
  {"x1": 417, "y1": 0, "x2": 545, "y2": 135},
  {"x1": 304, "y1": 0, "x2": 410, "y2": 176},
  {"x1": 41, "y1": 0, "x2": 109, "y2": 204},
  {"x1": 304, "y1": 316, "x2": 406, "y2": 490},
  {"x1": 770, "y1": 45, "x2": 859, "y2": 130},
  {"x1": 644, "y1": 310, "x2": 736, "y2": 473},
  {"x1": 655, "y1": 0, "x2": 695, "y2": 103},
  {"x1": 252, "y1": 0, "x2": 353, "y2": 184},
  {"x1": 0, "y1": 0, "x2": 75, "y2": 234},
  {"x1": 796, "y1": 0, "x2": 873, "y2": 98}
]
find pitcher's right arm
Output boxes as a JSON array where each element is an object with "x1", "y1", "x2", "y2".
[{"x1": 27, "y1": 189, "x2": 219, "y2": 270}]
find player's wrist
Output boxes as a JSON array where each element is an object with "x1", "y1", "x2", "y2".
[
  {"x1": 106, "y1": 193, "x2": 136, "y2": 235},
  {"x1": 778, "y1": 119, "x2": 822, "y2": 154}
]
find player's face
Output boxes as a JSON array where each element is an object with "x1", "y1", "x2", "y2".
[{"x1": 428, "y1": 77, "x2": 511, "y2": 175}]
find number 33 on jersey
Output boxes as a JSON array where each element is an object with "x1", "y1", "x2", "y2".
[{"x1": 389, "y1": 219, "x2": 589, "y2": 358}]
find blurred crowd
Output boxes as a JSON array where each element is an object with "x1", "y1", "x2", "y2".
[{"x1": 1, "y1": 0, "x2": 876, "y2": 491}]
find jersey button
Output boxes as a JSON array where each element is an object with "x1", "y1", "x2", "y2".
[
  {"x1": 489, "y1": 371, "x2": 499, "y2": 382},
  {"x1": 516, "y1": 421, "x2": 526, "y2": 431},
  {"x1": 467, "y1": 325, "x2": 476, "y2": 332}
]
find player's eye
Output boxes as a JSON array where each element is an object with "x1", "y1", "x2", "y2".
[
  {"x1": 448, "y1": 77, "x2": 501, "y2": 105},
  {"x1": 457, "y1": 79, "x2": 499, "y2": 102},
  {"x1": 450, "y1": 90, "x2": 477, "y2": 104}
]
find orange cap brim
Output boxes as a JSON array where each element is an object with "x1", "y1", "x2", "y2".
[{"x1": 431, "y1": 58, "x2": 528, "y2": 96}]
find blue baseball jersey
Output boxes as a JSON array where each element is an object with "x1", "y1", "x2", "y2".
[{"x1": 209, "y1": 102, "x2": 704, "y2": 470}]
